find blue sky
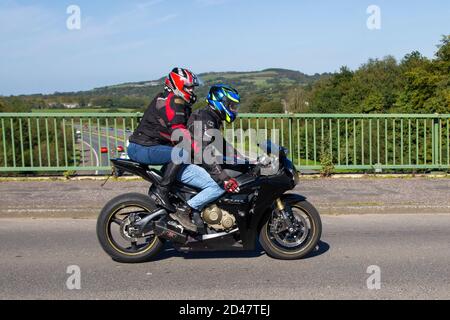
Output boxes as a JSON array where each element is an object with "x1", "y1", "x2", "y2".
[{"x1": 0, "y1": 0, "x2": 449, "y2": 95}]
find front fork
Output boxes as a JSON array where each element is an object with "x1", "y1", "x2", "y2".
[{"x1": 275, "y1": 198, "x2": 295, "y2": 232}]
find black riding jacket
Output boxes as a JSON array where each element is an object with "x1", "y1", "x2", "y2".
[
  {"x1": 129, "y1": 91, "x2": 192, "y2": 147},
  {"x1": 187, "y1": 106, "x2": 242, "y2": 184}
]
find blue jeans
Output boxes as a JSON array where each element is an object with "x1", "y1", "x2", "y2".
[
  {"x1": 178, "y1": 165, "x2": 225, "y2": 210},
  {"x1": 127, "y1": 143, "x2": 189, "y2": 165},
  {"x1": 127, "y1": 142, "x2": 224, "y2": 211}
]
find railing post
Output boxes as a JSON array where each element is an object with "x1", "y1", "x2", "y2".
[
  {"x1": 288, "y1": 117, "x2": 293, "y2": 161},
  {"x1": 433, "y1": 115, "x2": 440, "y2": 167}
]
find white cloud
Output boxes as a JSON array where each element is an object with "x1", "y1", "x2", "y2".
[
  {"x1": 0, "y1": 3, "x2": 57, "y2": 36},
  {"x1": 137, "y1": 0, "x2": 166, "y2": 9},
  {"x1": 194, "y1": 0, "x2": 230, "y2": 6},
  {"x1": 0, "y1": 1, "x2": 178, "y2": 59},
  {"x1": 151, "y1": 13, "x2": 179, "y2": 25}
]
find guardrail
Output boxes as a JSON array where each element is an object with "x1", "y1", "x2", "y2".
[{"x1": 0, "y1": 113, "x2": 449, "y2": 173}]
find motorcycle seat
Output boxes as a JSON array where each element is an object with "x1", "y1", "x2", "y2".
[{"x1": 110, "y1": 158, "x2": 163, "y2": 184}]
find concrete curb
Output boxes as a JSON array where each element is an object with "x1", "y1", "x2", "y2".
[{"x1": 0, "y1": 176, "x2": 140, "y2": 182}]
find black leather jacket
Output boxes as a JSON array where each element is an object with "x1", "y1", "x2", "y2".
[
  {"x1": 129, "y1": 91, "x2": 191, "y2": 146},
  {"x1": 187, "y1": 106, "x2": 242, "y2": 184}
]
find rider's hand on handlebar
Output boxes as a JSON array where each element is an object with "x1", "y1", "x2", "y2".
[
  {"x1": 224, "y1": 178, "x2": 240, "y2": 193},
  {"x1": 257, "y1": 154, "x2": 272, "y2": 166}
]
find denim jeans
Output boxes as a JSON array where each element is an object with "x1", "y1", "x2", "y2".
[
  {"x1": 127, "y1": 142, "x2": 224, "y2": 211},
  {"x1": 127, "y1": 142, "x2": 189, "y2": 165},
  {"x1": 178, "y1": 165, "x2": 225, "y2": 211}
]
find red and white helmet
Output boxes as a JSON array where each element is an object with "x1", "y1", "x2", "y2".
[{"x1": 165, "y1": 67, "x2": 200, "y2": 104}]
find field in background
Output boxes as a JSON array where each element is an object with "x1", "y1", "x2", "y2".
[{"x1": 31, "y1": 108, "x2": 140, "y2": 113}]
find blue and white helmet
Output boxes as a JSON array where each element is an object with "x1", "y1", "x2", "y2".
[{"x1": 207, "y1": 84, "x2": 241, "y2": 123}]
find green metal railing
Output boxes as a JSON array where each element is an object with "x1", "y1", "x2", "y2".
[{"x1": 0, "y1": 113, "x2": 449, "y2": 173}]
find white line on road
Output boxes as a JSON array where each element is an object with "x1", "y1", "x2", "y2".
[
  {"x1": 3, "y1": 208, "x2": 90, "y2": 213},
  {"x1": 82, "y1": 140, "x2": 99, "y2": 175}
]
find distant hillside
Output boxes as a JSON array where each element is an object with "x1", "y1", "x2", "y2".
[
  {"x1": 2, "y1": 68, "x2": 330, "y2": 113},
  {"x1": 59, "y1": 68, "x2": 326, "y2": 98},
  {"x1": 3, "y1": 36, "x2": 448, "y2": 116}
]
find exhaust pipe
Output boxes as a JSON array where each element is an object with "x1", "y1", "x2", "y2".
[{"x1": 154, "y1": 220, "x2": 187, "y2": 243}]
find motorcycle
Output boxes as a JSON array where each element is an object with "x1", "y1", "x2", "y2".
[{"x1": 96, "y1": 141, "x2": 322, "y2": 262}]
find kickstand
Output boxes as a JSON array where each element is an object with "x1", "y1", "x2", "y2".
[{"x1": 101, "y1": 167, "x2": 116, "y2": 188}]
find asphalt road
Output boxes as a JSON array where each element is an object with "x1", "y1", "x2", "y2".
[
  {"x1": 76, "y1": 126, "x2": 131, "y2": 175},
  {"x1": 1, "y1": 214, "x2": 449, "y2": 300}
]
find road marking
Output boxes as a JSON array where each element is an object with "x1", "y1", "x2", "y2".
[
  {"x1": 90, "y1": 129, "x2": 128, "y2": 143},
  {"x1": 81, "y1": 140, "x2": 99, "y2": 175},
  {"x1": 3, "y1": 208, "x2": 90, "y2": 213}
]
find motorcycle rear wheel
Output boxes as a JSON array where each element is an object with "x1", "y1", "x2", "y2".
[
  {"x1": 259, "y1": 199, "x2": 322, "y2": 260},
  {"x1": 96, "y1": 193, "x2": 165, "y2": 263}
]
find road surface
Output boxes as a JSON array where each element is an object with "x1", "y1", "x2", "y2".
[
  {"x1": 76, "y1": 126, "x2": 131, "y2": 175},
  {"x1": 0, "y1": 214, "x2": 449, "y2": 300}
]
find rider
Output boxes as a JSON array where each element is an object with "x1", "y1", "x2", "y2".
[
  {"x1": 186, "y1": 84, "x2": 244, "y2": 206},
  {"x1": 128, "y1": 67, "x2": 199, "y2": 212},
  {"x1": 160, "y1": 85, "x2": 245, "y2": 232},
  {"x1": 128, "y1": 68, "x2": 225, "y2": 232}
]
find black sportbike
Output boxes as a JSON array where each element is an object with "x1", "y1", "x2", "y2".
[{"x1": 96, "y1": 141, "x2": 322, "y2": 262}]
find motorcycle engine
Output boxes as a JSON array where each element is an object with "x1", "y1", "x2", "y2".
[{"x1": 201, "y1": 205, "x2": 236, "y2": 231}]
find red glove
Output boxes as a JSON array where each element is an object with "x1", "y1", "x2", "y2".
[{"x1": 224, "y1": 178, "x2": 240, "y2": 193}]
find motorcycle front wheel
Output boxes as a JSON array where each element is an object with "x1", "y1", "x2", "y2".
[
  {"x1": 259, "y1": 199, "x2": 322, "y2": 260},
  {"x1": 96, "y1": 193, "x2": 165, "y2": 263}
]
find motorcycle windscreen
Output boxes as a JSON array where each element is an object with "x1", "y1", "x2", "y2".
[{"x1": 257, "y1": 139, "x2": 287, "y2": 156}]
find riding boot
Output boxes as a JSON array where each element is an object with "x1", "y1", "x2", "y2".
[
  {"x1": 169, "y1": 203, "x2": 198, "y2": 232},
  {"x1": 152, "y1": 162, "x2": 181, "y2": 213}
]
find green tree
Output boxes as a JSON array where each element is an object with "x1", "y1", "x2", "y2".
[
  {"x1": 340, "y1": 56, "x2": 401, "y2": 113},
  {"x1": 308, "y1": 66, "x2": 353, "y2": 113},
  {"x1": 396, "y1": 36, "x2": 450, "y2": 113}
]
